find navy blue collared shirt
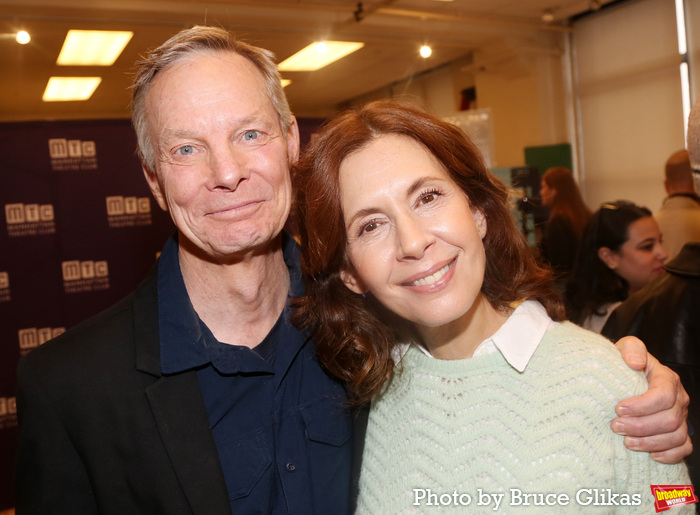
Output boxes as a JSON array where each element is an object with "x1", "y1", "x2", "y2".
[{"x1": 158, "y1": 233, "x2": 352, "y2": 514}]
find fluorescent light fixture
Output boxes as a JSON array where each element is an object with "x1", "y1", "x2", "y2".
[
  {"x1": 675, "y1": 0, "x2": 687, "y2": 54},
  {"x1": 57, "y1": 30, "x2": 133, "y2": 66},
  {"x1": 281, "y1": 79, "x2": 291, "y2": 88},
  {"x1": 681, "y1": 62, "x2": 691, "y2": 142},
  {"x1": 278, "y1": 41, "x2": 364, "y2": 72},
  {"x1": 43, "y1": 77, "x2": 102, "y2": 101}
]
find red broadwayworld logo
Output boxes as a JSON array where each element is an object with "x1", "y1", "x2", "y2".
[{"x1": 650, "y1": 485, "x2": 698, "y2": 512}]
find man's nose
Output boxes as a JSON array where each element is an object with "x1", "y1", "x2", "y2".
[{"x1": 208, "y1": 146, "x2": 251, "y2": 191}]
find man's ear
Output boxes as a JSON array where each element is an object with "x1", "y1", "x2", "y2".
[
  {"x1": 340, "y1": 267, "x2": 367, "y2": 295},
  {"x1": 597, "y1": 246, "x2": 619, "y2": 270},
  {"x1": 473, "y1": 209, "x2": 487, "y2": 239},
  {"x1": 286, "y1": 117, "x2": 301, "y2": 165},
  {"x1": 142, "y1": 165, "x2": 168, "y2": 212}
]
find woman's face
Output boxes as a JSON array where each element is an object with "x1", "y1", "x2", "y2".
[
  {"x1": 601, "y1": 216, "x2": 668, "y2": 293},
  {"x1": 338, "y1": 134, "x2": 488, "y2": 329}
]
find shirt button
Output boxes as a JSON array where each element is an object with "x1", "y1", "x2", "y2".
[{"x1": 286, "y1": 461, "x2": 296, "y2": 472}]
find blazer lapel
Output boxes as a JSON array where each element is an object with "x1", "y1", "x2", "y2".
[
  {"x1": 146, "y1": 374, "x2": 231, "y2": 515},
  {"x1": 134, "y1": 264, "x2": 231, "y2": 515}
]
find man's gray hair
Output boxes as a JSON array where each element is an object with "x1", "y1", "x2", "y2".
[{"x1": 131, "y1": 25, "x2": 293, "y2": 172}]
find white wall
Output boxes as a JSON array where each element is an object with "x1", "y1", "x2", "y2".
[
  {"x1": 341, "y1": 0, "x2": 700, "y2": 216},
  {"x1": 573, "y1": 0, "x2": 685, "y2": 211}
]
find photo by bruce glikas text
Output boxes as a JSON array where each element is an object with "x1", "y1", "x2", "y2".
[{"x1": 412, "y1": 488, "x2": 645, "y2": 510}]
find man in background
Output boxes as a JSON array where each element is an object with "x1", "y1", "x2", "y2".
[
  {"x1": 655, "y1": 149, "x2": 700, "y2": 258},
  {"x1": 604, "y1": 102, "x2": 700, "y2": 497}
]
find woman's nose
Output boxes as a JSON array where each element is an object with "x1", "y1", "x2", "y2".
[{"x1": 396, "y1": 216, "x2": 434, "y2": 260}]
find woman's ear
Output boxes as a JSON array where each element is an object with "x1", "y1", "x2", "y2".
[
  {"x1": 597, "y1": 246, "x2": 619, "y2": 270},
  {"x1": 340, "y1": 268, "x2": 368, "y2": 295},
  {"x1": 473, "y1": 209, "x2": 487, "y2": 239}
]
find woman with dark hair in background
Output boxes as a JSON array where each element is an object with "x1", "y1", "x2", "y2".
[
  {"x1": 566, "y1": 200, "x2": 668, "y2": 332},
  {"x1": 538, "y1": 166, "x2": 592, "y2": 289},
  {"x1": 292, "y1": 100, "x2": 689, "y2": 513}
]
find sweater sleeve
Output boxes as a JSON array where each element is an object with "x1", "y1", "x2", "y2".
[
  {"x1": 602, "y1": 347, "x2": 693, "y2": 513},
  {"x1": 551, "y1": 324, "x2": 693, "y2": 514}
]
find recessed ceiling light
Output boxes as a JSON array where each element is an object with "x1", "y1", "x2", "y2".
[
  {"x1": 57, "y1": 30, "x2": 133, "y2": 66},
  {"x1": 278, "y1": 41, "x2": 364, "y2": 72},
  {"x1": 541, "y1": 9, "x2": 555, "y2": 23},
  {"x1": 420, "y1": 45, "x2": 432, "y2": 58},
  {"x1": 16, "y1": 31, "x2": 30, "y2": 44},
  {"x1": 43, "y1": 77, "x2": 102, "y2": 101}
]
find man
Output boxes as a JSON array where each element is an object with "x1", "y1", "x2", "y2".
[
  {"x1": 655, "y1": 149, "x2": 700, "y2": 259},
  {"x1": 15, "y1": 26, "x2": 691, "y2": 514},
  {"x1": 604, "y1": 100, "x2": 700, "y2": 496},
  {"x1": 16, "y1": 27, "x2": 351, "y2": 514}
]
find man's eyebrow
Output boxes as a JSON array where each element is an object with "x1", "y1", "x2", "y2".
[{"x1": 159, "y1": 113, "x2": 272, "y2": 141}]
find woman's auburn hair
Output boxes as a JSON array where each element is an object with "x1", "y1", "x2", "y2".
[
  {"x1": 291, "y1": 99, "x2": 564, "y2": 406},
  {"x1": 541, "y1": 166, "x2": 591, "y2": 238}
]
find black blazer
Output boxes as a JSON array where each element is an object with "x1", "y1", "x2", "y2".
[{"x1": 15, "y1": 265, "x2": 232, "y2": 514}]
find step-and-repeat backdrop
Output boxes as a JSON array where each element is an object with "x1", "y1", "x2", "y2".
[
  {"x1": 0, "y1": 116, "x2": 325, "y2": 510},
  {"x1": 0, "y1": 119, "x2": 176, "y2": 509}
]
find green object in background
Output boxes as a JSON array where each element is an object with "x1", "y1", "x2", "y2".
[{"x1": 524, "y1": 143, "x2": 573, "y2": 177}]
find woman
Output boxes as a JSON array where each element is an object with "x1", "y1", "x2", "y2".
[
  {"x1": 566, "y1": 200, "x2": 668, "y2": 333},
  {"x1": 292, "y1": 100, "x2": 689, "y2": 513},
  {"x1": 538, "y1": 166, "x2": 591, "y2": 287}
]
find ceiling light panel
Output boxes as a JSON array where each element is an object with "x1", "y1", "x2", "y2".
[
  {"x1": 43, "y1": 77, "x2": 102, "y2": 101},
  {"x1": 278, "y1": 41, "x2": 364, "y2": 72},
  {"x1": 57, "y1": 30, "x2": 133, "y2": 66}
]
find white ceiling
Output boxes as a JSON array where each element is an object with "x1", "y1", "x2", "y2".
[{"x1": 0, "y1": 0, "x2": 616, "y2": 122}]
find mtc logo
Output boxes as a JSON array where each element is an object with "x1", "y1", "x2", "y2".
[
  {"x1": 0, "y1": 397, "x2": 16, "y2": 417},
  {"x1": 18, "y1": 327, "x2": 66, "y2": 350},
  {"x1": 5, "y1": 203, "x2": 54, "y2": 224},
  {"x1": 48, "y1": 138, "x2": 96, "y2": 158},
  {"x1": 62, "y1": 260, "x2": 109, "y2": 281},
  {"x1": 106, "y1": 196, "x2": 151, "y2": 215}
]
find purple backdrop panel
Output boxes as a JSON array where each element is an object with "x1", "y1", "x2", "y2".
[
  {"x1": 0, "y1": 119, "x2": 174, "y2": 510},
  {"x1": 0, "y1": 116, "x2": 325, "y2": 509}
]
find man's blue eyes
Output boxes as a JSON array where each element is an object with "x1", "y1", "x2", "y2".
[{"x1": 175, "y1": 131, "x2": 260, "y2": 155}]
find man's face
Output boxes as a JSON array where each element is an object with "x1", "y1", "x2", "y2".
[{"x1": 143, "y1": 51, "x2": 299, "y2": 262}]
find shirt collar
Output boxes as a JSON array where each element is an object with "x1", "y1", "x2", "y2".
[
  {"x1": 158, "y1": 232, "x2": 305, "y2": 375},
  {"x1": 394, "y1": 300, "x2": 556, "y2": 372},
  {"x1": 158, "y1": 234, "x2": 209, "y2": 374}
]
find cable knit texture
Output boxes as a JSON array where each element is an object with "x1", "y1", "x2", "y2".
[{"x1": 356, "y1": 322, "x2": 692, "y2": 514}]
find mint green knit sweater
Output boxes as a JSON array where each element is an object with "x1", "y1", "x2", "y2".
[{"x1": 356, "y1": 322, "x2": 692, "y2": 514}]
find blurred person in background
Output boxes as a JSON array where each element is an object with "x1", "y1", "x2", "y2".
[
  {"x1": 655, "y1": 149, "x2": 700, "y2": 259},
  {"x1": 538, "y1": 166, "x2": 591, "y2": 291},
  {"x1": 603, "y1": 101, "x2": 700, "y2": 503},
  {"x1": 566, "y1": 200, "x2": 668, "y2": 332}
]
